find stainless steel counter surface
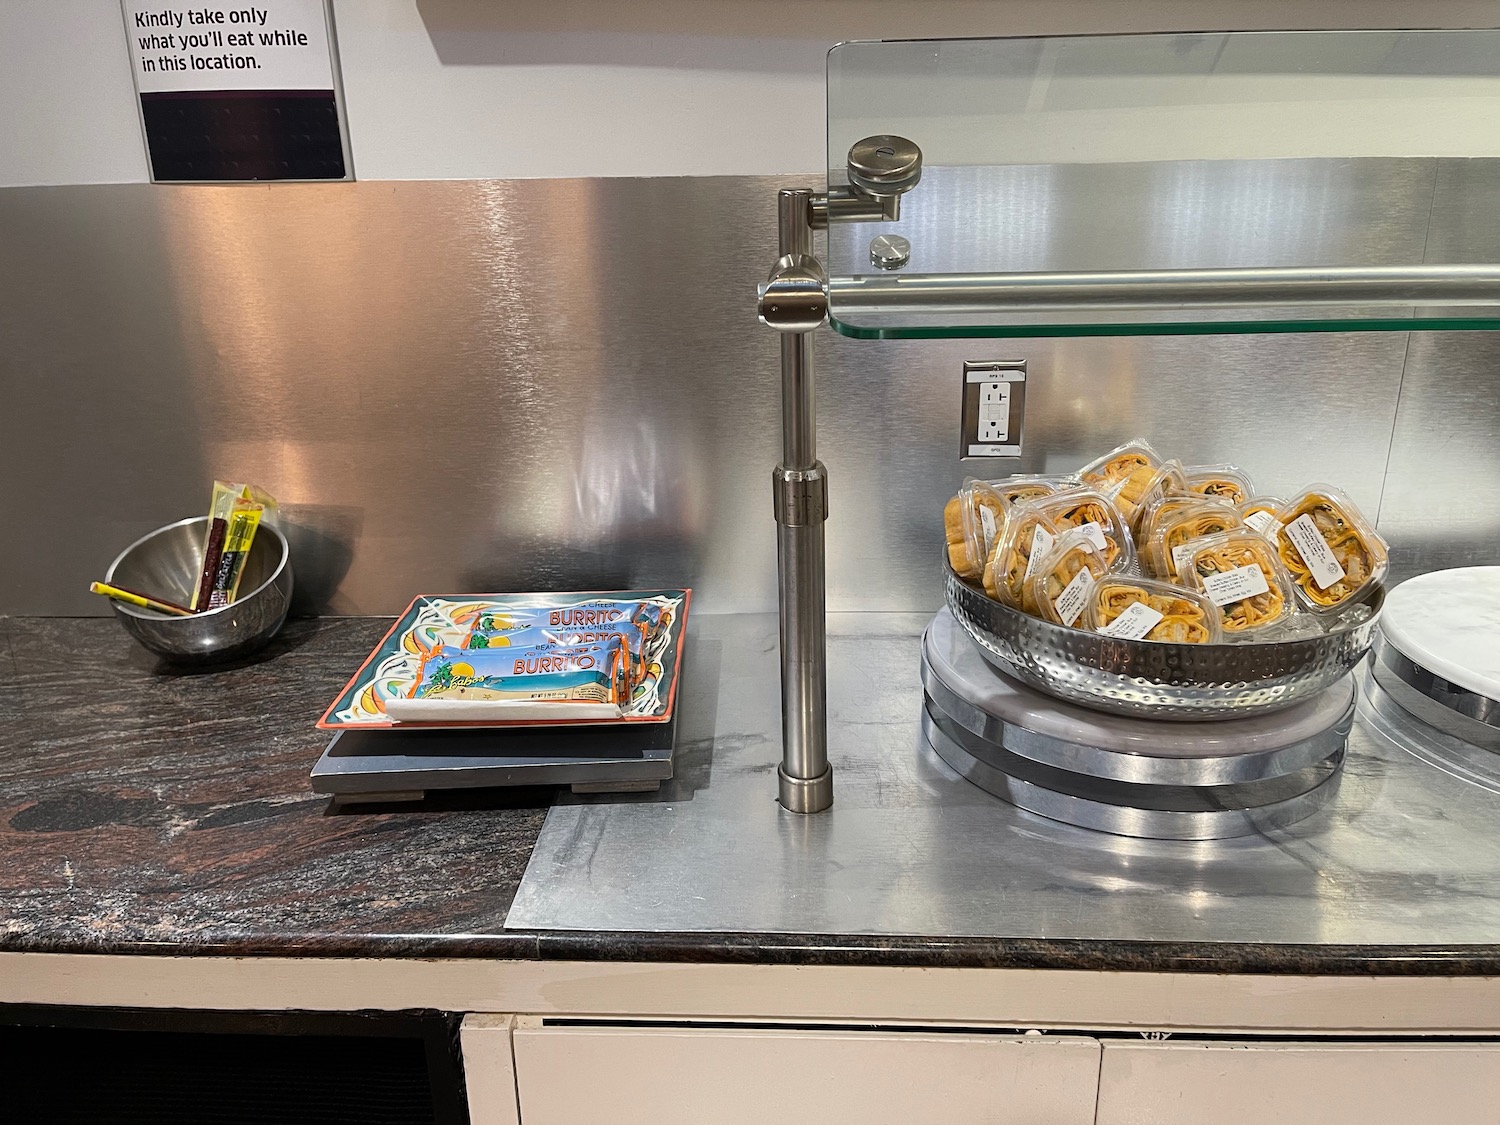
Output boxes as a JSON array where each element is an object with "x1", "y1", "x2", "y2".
[{"x1": 508, "y1": 612, "x2": 1500, "y2": 948}]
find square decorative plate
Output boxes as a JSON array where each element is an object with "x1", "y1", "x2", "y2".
[{"x1": 317, "y1": 589, "x2": 690, "y2": 731}]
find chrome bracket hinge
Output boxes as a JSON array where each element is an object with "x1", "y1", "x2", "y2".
[
  {"x1": 772, "y1": 463, "x2": 829, "y2": 525},
  {"x1": 810, "y1": 135, "x2": 924, "y2": 227},
  {"x1": 758, "y1": 253, "x2": 829, "y2": 332}
]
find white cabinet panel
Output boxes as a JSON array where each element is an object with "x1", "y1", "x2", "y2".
[
  {"x1": 462, "y1": 1015, "x2": 522, "y2": 1125},
  {"x1": 1097, "y1": 1040, "x2": 1500, "y2": 1125},
  {"x1": 512, "y1": 1024, "x2": 1101, "y2": 1125}
]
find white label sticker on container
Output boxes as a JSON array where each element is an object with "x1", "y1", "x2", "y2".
[
  {"x1": 1284, "y1": 513, "x2": 1346, "y2": 589},
  {"x1": 1200, "y1": 563, "x2": 1271, "y2": 607},
  {"x1": 1098, "y1": 599, "x2": 1165, "y2": 640},
  {"x1": 1245, "y1": 510, "x2": 1281, "y2": 537},
  {"x1": 1076, "y1": 521, "x2": 1108, "y2": 553},
  {"x1": 1171, "y1": 541, "x2": 1201, "y2": 575},
  {"x1": 979, "y1": 506, "x2": 997, "y2": 551},
  {"x1": 1024, "y1": 525, "x2": 1056, "y2": 580},
  {"x1": 1053, "y1": 568, "x2": 1095, "y2": 627}
]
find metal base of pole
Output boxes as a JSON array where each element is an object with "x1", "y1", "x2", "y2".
[{"x1": 778, "y1": 764, "x2": 834, "y2": 813}]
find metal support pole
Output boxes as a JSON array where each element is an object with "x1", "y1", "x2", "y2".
[
  {"x1": 764, "y1": 189, "x2": 833, "y2": 813},
  {"x1": 756, "y1": 140, "x2": 921, "y2": 814}
]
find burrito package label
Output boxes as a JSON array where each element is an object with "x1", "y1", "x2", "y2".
[
  {"x1": 413, "y1": 641, "x2": 624, "y2": 705},
  {"x1": 318, "y1": 589, "x2": 691, "y2": 730}
]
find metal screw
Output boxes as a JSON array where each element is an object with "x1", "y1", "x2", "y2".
[{"x1": 869, "y1": 234, "x2": 911, "y2": 270}]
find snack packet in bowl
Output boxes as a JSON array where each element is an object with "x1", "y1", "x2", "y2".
[
  {"x1": 1273, "y1": 486, "x2": 1389, "y2": 613},
  {"x1": 1147, "y1": 498, "x2": 1245, "y2": 580},
  {"x1": 1179, "y1": 530, "x2": 1297, "y2": 637},
  {"x1": 990, "y1": 473, "x2": 1078, "y2": 506},
  {"x1": 1183, "y1": 464, "x2": 1257, "y2": 506},
  {"x1": 1023, "y1": 528, "x2": 1110, "y2": 627},
  {"x1": 982, "y1": 502, "x2": 1062, "y2": 607},
  {"x1": 943, "y1": 479, "x2": 1009, "y2": 582},
  {"x1": 1029, "y1": 487, "x2": 1135, "y2": 572},
  {"x1": 1087, "y1": 576, "x2": 1221, "y2": 643},
  {"x1": 1239, "y1": 495, "x2": 1285, "y2": 539}
]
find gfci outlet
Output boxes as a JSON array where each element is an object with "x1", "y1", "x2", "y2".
[{"x1": 960, "y1": 360, "x2": 1026, "y2": 458}]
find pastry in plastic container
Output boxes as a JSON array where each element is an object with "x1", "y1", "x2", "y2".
[
  {"x1": 990, "y1": 474, "x2": 1076, "y2": 507},
  {"x1": 943, "y1": 479, "x2": 1009, "y2": 581},
  {"x1": 1087, "y1": 576, "x2": 1222, "y2": 644},
  {"x1": 1080, "y1": 439, "x2": 1162, "y2": 491},
  {"x1": 1148, "y1": 498, "x2": 1245, "y2": 580},
  {"x1": 1115, "y1": 458, "x2": 1190, "y2": 532},
  {"x1": 1179, "y1": 530, "x2": 1296, "y2": 636},
  {"x1": 981, "y1": 503, "x2": 1062, "y2": 608},
  {"x1": 1029, "y1": 487, "x2": 1134, "y2": 572},
  {"x1": 1239, "y1": 495, "x2": 1285, "y2": 539},
  {"x1": 1183, "y1": 464, "x2": 1256, "y2": 505},
  {"x1": 1135, "y1": 490, "x2": 1203, "y2": 551},
  {"x1": 1023, "y1": 528, "x2": 1110, "y2": 627},
  {"x1": 1273, "y1": 486, "x2": 1389, "y2": 613}
]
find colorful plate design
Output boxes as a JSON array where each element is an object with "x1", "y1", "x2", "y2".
[{"x1": 317, "y1": 589, "x2": 690, "y2": 730}]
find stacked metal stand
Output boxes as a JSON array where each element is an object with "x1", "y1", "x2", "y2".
[
  {"x1": 1368, "y1": 567, "x2": 1500, "y2": 752},
  {"x1": 922, "y1": 609, "x2": 1355, "y2": 840}
]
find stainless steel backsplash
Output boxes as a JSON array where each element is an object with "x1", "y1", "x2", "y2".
[{"x1": 1, "y1": 175, "x2": 1495, "y2": 616}]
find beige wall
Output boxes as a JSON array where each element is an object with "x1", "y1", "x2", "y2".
[{"x1": 6, "y1": 0, "x2": 1500, "y2": 186}]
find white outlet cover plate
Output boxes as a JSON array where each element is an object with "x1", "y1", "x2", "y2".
[{"x1": 964, "y1": 362, "x2": 1025, "y2": 457}]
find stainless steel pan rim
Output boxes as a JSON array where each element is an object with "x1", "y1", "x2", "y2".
[{"x1": 944, "y1": 558, "x2": 1381, "y2": 721}]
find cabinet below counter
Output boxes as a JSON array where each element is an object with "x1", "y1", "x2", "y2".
[{"x1": 467, "y1": 1017, "x2": 1500, "y2": 1125}]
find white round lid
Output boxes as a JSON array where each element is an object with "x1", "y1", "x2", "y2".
[
  {"x1": 924, "y1": 608, "x2": 1354, "y2": 758},
  {"x1": 1380, "y1": 567, "x2": 1500, "y2": 701}
]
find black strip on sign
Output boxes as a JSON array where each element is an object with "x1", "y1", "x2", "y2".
[{"x1": 140, "y1": 90, "x2": 345, "y2": 181}]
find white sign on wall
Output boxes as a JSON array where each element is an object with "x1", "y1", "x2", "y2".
[{"x1": 119, "y1": 0, "x2": 351, "y2": 181}]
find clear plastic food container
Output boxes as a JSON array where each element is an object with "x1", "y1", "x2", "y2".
[
  {"x1": 1024, "y1": 527, "x2": 1110, "y2": 627},
  {"x1": 943, "y1": 479, "x2": 1009, "y2": 581},
  {"x1": 1135, "y1": 490, "x2": 1202, "y2": 549},
  {"x1": 1086, "y1": 575, "x2": 1222, "y2": 644},
  {"x1": 988, "y1": 473, "x2": 1077, "y2": 507},
  {"x1": 982, "y1": 502, "x2": 1062, "y2": 608},
  {"x1": 1273, "y1": 485, "x2": 1389, "y2": 613},
  {"x1": 1183, "y1": 464, "x2": 1257, "y2": 506},
  {"x1": 1113, "y1": 457, "x2": 1189, "y2": 532},
  {"x1": 1239, "y1": 494, "x2": 1285, "y2": 539},
  {"x1": 1030, "y1": 486, "x2": 1135, "y2": 573},
  {"x1": 1080, "y1": 438, "x2": 1163, "y2": 491},
  {"x1": 1178, "y1": 530, "x2": 1297, "y2": 637},
  {"x1": 1147, "y1": 498, "x2": 1245, "y2": 580}
]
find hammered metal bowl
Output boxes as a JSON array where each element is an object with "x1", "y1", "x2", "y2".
[{"x1": 944, "y1": 559, "x2": 1381, "y2": 721}]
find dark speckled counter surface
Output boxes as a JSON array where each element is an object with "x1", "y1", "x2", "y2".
[
  {"x1": 4, "y1": 616, "x2": 1500, "y2": 975},
  {"x1": 0, "y1": 616, "x2": 545, "y2": 959}
]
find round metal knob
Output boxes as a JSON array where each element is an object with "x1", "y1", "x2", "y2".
[
  {"x1": 869, "y1": 234, "x2": 911, "y2": 270},
  {"x1": 847, "y1": 135, "x2": 923, "y2": 196}
]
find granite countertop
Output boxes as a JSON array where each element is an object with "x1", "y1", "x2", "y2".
[
  {"x1": 4, "y1": 615, "x2": 1500, "y2": 975},
  {"x1": 0, "y1": 616, "x2": 545, "y2": 959}
]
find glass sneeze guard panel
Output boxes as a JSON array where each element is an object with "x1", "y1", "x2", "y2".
[{"x1": 826, "y1": 31, "x2": 1500, "y2": 338}]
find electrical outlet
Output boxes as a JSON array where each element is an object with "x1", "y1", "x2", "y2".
[
  {"x1": 977, "y1": 380, "x2": 1011, "y2": 442},
  {"x1": 960, "y1": 360, "x2": 1026, "y2": 458}
]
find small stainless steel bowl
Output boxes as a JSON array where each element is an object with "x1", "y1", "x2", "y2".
[{"x1": 104, "y1": 516, "x2": 293, "y2": 664}]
